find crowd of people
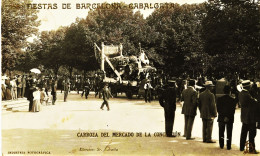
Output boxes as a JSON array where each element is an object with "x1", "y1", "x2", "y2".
[
  {"x1": 158, "y1": 77, "x2": 260, "y2": 154},
  {"x1": 1, "y1": 75, "x2": 26, "y2": 100},
  {"x1": 2, "y1": 71, "x2": 260, "y2": 154},
  {"x1": 1, "y1": 74, "x2": 61, "y2": 112}
]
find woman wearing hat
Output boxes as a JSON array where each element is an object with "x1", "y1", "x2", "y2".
[{"x1": 5, "y1": 76, "x2": 12, "y2": 100}]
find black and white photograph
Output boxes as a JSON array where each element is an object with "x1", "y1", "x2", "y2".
[{"x1": 1, "y1": 0, "x2": 260, "y2": 155}]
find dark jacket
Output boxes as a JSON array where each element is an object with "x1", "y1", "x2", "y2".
[
  {"x1": 198, "y1": 89, "x2": 217, "y2": 119},
  {"x1": 217, "y1": 94, "x2": 236, "y2": 123},
  {"x1": 239, "y1": 89, "x2": 257, "y2": 124},
  {"x1": 102, "y1": 88, "x2": 112, "y2": 101},
  {"x1": 181, "y1": 86, "x2": 198, "y2": 116},
  {"x1": 157, "y1": 84, "x2": 166, "y2": 107},
  {"x1": 256, "y1": 88, "x2": 260, "y2": 122},
  {"x1": 51, "y1": 82, "x2": 57, "y2": 95},
  {"x1": 164, "y1": 86, "x2": 176, "y2": 112}
]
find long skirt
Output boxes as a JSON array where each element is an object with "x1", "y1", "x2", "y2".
[
  {"x1": 2, "y1": 85, "x2": 6, "y2": 100},
  {"x1": 5, "y1": 88, "x2": 12, "y2": 100},
  {"x1": 31, "y1": 100, "x2": 41, "y2": 112}
]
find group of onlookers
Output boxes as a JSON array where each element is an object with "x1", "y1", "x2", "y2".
[
  {"x1": 27, "y1": 77, "x2": 58, "y2": 112},
  {"x1": 1, "y1": 74, "x2": 59, "y2": 112},
  {"x1": 159, "y1": 77, "x2": 260, "y2": 154},
  {"x1": 1, "y1": 75, "x2": 26, "y2": 100}
]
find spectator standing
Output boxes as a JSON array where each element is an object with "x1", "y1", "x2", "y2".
[
  {"x1": 163, "y1": 80, "x2": 177, "y2": 137},
  {"x1": 5, "y1": 77, "x2": 12, "y2": 100},
  {"x1": 64, "y1": 82, "x2": 69, "y2": 102},
  {"x1": 1, "y1": 76, "x2": 6, "y2": 100},
  {"x1": 51, "y1": 80, "x2": 57, "y2": 105},
  {"x1": 31, "y1": 87, "x2": 41, "y2": 112},
  {"x1": 17, "y1": 75, "x2": 22, "y2": 98},
  {"x1": 21, "y1": 75, "x2": 26, "y2": 97},
  {"x1": 239, "y1": 80, "x2": 259, "y2": 154},
  {"x1": 10, "y1": 77, "x2": 17, "y2": 100},
  {"x1": 40, "y1": 87, "x2": 47, "y2": 105},
  {"x1": 217, "y1": 85, "x2": 236, "y2": 150},
  {"x1": 82, "y1": 79, "x2": 90, "y2": 99},
  {"x1": 181, "y1": 79, "x2": 198, "y2": 140},
  {"x1": 144, "y1": 79, "x2": 153, "y2": 103},
  {"x1": 198, "y1": 81, "x2": 217, "y2": 143},
  {"x1": 27, "y1": 82, "x2": 35, "y2": 111}
]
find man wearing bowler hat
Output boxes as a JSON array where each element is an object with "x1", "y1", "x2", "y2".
[
  {"x1": 163, "y1": 80, "x2": 177, "y2": 137},
  {"x1": 198, "y1": 81, "x2": 217, "y2": 143},
  {"x1": 181, "y1": 79, "x2": 198, "y2": 140},
  {"x1": 239, "y1": 80, "x2": 258, "y2": 154}
]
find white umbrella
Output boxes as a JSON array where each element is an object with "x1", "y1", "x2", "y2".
[
  {"x1": 1, "y1": 75, "x2": 8, "y2": 79},
  {"x1": 30, "y1": 68, "x2": 41, "y2": 74}
]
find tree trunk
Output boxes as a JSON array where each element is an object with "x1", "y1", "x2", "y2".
[
  {"x1": 83, "y1": 70, "x2": 86, "y2": 80},
  {"x1": 69, "y1": 66, "x2": 73, "y2": 79},
  {"x1": 54, "y1": 65, "x2": 60, "y2": 79}
]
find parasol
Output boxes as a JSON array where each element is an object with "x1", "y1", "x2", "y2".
[
  {"x1": 1, "y1": 75, "x2": 8, "y2": 79},
  {"x1": 30, "y1": 68, "x2": 41, "y2": 74}
]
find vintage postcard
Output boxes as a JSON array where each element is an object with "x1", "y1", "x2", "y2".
[{"x1": 1, "y1": 0, "x2": 260, "y2": 155}]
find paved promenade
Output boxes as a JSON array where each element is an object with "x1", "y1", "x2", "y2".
[{"x1": 1, "y1": 92, "x2": 259, "y2": 155}]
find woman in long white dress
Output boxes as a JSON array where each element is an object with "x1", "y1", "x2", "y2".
[{"x1": 31, "y1": 87, "x2": 41, "y2": 112}]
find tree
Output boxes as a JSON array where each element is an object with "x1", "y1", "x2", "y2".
[
  {"x1": 202, "y1": 0, "x2": 260, "y2": 77},
  {"x1": 83, "y1": 3, "x2": 158, "y2": 58},
  {"x1": 147, "y1": 3, "x2": 207, "y2": 76},
  {"x1": 35, "y1": 27, "x2": 66, "y2": 76},
  {"x1": 62, "y1": 20, "x2": 99, "y2": 78},
  {"x1": 1, "y1": 0, "x2": 40, "y2": 74},
  {"x1": 15, "y1": 39, "x2": 41, "y2": 72}
]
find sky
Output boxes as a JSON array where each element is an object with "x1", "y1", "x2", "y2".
[{"x1": 33, "y1": 0, "x2": 207, "y2": 32}]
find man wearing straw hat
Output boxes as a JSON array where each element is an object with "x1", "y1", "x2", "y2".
[
  {"x1": 198, "y1": 81, "x2": 217, "y2": 143},
  {"x1": 239, "y1": 80, "x2": 258, "y2": 154}
]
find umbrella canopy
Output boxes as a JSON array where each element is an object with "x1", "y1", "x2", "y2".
[
  {"x1": 30, "y1": 68, "x2": 41, "y2": 74},
  {"x1": 1, "y1": 75, "x2": 8, "y2": 80}
]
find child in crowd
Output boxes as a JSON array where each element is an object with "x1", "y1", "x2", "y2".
[{"x1": 40, "y1": 87, "x2": 48, "y2": 106}]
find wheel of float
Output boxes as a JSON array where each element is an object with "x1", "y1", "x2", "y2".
[
  {"x1": 126, "y1": 91, "x2": 133, "y2": 99},
  {"x1": 112, "y1": 92, "x2": 117, "y2": 98}
]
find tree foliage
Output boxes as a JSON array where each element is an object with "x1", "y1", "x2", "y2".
[
  {"x1": 2, "y1": 1, "x2": 260, "y2": 79},
  {"x1": 202, "y1": 0, "x2": 260, "y2": 76},
  {"x1": 147, "y1": 3, "x2": 207, "y2": 76},
  {"x1": 1, "y1": 0, "x2": 40, "y2": 73}
]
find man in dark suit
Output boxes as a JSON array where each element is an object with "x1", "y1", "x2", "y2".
[
  {"x1": 217, "y1": 85, "x2": 237, "y2": 150},
  {"x1": 51, "y1": 79, "x2": 57, "y2": 105},
  {"x1": 198, "y1": 81, "x2": 217, "y2": 143},
  {"x1": 21, "y1": 75, "x2": 26, "y2": 97},
  {"x1": 163, "y1": 80, "x2": 177, "y2": 137},
  {"x1": 100, "y1": 83, "x2": 113, "y2": 111},
  {"x1": 64, "y1": 81, "x2": 69, "y2": 102},
  {"x1": 256, "y1": 82, "x2": 260, "y2": 129},
  {"x1": 27, "y1": 81, "x2": 35, "y2": 111},
  {"x1": 181, "y1": 79, "x2": 198, "y2": 140},
  {"x1": 239, "y1": 80, "x2": 258, "y2": 154}
]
